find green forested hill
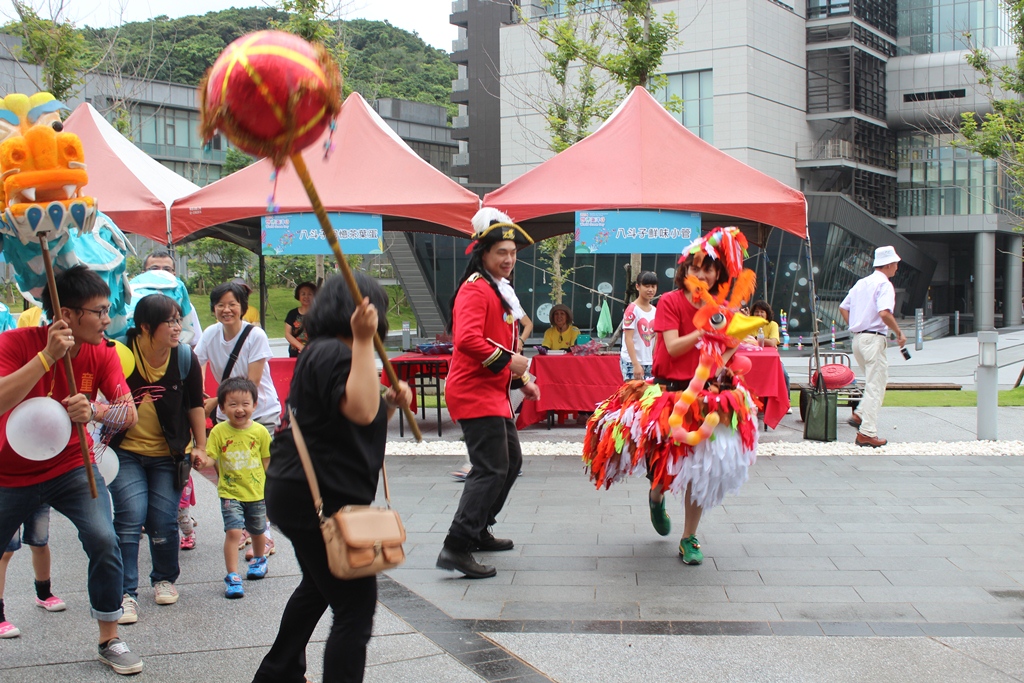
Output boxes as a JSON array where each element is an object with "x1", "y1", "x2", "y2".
[{"x1": 76, "y1": 8, "x2": 456, "y2": 117}]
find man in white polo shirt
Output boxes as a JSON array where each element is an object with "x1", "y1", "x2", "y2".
[{"x1": 839, "y1": 246, "x2": 907, "y2": 448}]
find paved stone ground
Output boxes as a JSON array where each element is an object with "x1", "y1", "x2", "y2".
[
  {"x1": 2, "y1": 452, "x2": 1023, "y2": 681},
  {"x1": 390, "y1": 454, "x2": 1024, "y2": 627}
]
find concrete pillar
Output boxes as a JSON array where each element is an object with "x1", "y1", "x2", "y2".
[
  {"x1": 1005, "y1": 234, "x2": 1023, "y2": 327},
  {"x1": 975, "y1": 231, "x2": 996, "y2": 331}
]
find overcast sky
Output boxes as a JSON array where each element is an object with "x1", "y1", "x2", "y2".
[{"x1": 1, "y1": 0, "x2": 459, "y2": 52}]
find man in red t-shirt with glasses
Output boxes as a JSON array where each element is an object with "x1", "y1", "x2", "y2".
[{"x1": 0, "y1": 265, "x2": 142, "y2": 675}]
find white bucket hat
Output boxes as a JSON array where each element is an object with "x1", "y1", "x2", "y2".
[{"x1": 873, "y1": 246, "x2": 900, "y2": 268}]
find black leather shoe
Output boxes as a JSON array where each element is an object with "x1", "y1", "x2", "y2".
[
  {"x1": 473, "y1": 531, "x2": 514, "y2": 552},
  {"x1": 436, "y1": 547, "x2": 496, "y2": 578}
]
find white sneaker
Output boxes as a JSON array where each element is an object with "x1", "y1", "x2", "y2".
[
  {"x1": 117, "y1": 595, "x2": 138, "y2": 625},
  {"x1": 153, "y1": 581, "x2": 179, "y2": 605}
]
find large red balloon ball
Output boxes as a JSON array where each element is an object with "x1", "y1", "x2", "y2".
[
  {"x1": 729, "y1": 354, "x2": 752, "y2": 377},
  {"x1": 200, "y1": 30, "x2": 341, "y2": 164}
]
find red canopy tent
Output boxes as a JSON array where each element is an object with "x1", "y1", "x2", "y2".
[
  {"x1": 169, "y1": 92, "x2": 480, "y2": 248},
  {"x1": 63, "y1": 103, "x2": 201, "y2": 243},
  {"x1": 483, "y1": 86, "x2": 807, "y2": 241}
]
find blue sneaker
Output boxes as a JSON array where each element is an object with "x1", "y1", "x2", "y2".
[
  {"x1": 224, "y1": 573, "x2": 244, "y2": 599},
  {"x1": 247, "y1": 556, "x2": 268, "y2": 580}
]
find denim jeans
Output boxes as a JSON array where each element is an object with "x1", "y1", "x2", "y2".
[
  {"x1": 0, "y1": 466, "x2": 123, "y2": 621},
  {"x1": 221, "y1": 498, "x2": 268, "y2": 534},
  {"x1": 620, "y1": 358, "x2": 652, "y2": 381},
  {"x1": 5, "y1": 503, "x2": 50, "y2": 552},
  {"x1": 108, "y1": 449, "x2": 182, "y2": 598}
]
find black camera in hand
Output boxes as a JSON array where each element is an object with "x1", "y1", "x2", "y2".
[{"x1": 900, "y1": 347, "x2": 911, "y2": 361}]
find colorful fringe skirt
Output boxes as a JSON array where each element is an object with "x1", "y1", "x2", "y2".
[{"x1": 582, "y1": 380, "x2": 759, "y2": 510}]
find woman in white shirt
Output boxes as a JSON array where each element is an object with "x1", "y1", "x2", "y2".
[
  {"x1": 620, "y1": 271, "x2": 658, "y2": 380},
  {"x1": 195, "y1": 281, "x2": 282, "y2": 431}
]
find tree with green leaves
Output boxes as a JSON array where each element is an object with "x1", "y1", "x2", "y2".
[
  {"x1": 527, "y1": 1, "x2": 679, "y2": 305},
  {"x1": 2, "y1": 1, "x2": 87, "y2": 102},
  {"x1": 176, "y1": 238, "x2": 254, "y2": 294},
  {"x1": 270, "y1": 0, "x2": 347, "y2": 75},
  {"x1": 959, "y1": 0, "x2": 1024, "y2": 226},
  {"x1": 222, "y1": 148, "x2": 256, "y2": 175}
]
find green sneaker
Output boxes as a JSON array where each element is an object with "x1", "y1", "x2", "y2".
[
  {"x1": 679, "y1": 535, "x2": 703, "y2": 565},
  {"x1": 648, "y1": 494, "x2": 671, "y2": 536}
]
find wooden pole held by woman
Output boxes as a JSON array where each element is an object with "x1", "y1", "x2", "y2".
[{"x1": 290, "y1": 152, "x2": 422, "y2": 442}]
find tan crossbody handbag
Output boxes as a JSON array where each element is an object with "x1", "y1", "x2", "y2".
[{"x1": 289, "y1": 408, "x2": 406, "y2": 580}]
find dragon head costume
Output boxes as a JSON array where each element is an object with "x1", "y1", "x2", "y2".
[{"x1": 0, "y1": 92, "x2": 132, "y2": 337}]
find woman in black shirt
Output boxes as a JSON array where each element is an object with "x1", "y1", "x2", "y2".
[
  {"x1": 284, "y1": 281, "x2": 317, "y2": 358},
  {"x1": 252, "y1": 273, "x2": 410, "y2": 683}
]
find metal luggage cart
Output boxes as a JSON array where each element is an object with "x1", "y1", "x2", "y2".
[{"x1": 798, "y1": 352, "x2": 863, "y2": 422}]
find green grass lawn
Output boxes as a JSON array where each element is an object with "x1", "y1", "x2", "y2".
[
  {"x1": 192, "y1": 285, "x2": 416, "y2": 334},
  {"x1": 3, "y1": 285, "x2": 417, "y2": 337},
  {"x1": 789, "y1": 387, "x2": 1024, "y2": 407}
]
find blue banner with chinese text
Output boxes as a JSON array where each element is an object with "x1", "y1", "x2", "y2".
[
  {"x1": 574, "y1": 210, "x2": 700, "y2": 254},
  {"x1": 261, "y1": 213, "x2": 383, "y2": 255}
]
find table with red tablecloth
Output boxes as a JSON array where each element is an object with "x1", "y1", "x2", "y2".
[
  {"x1": 381, "y1": 352, "x2": 451, "y2": 436},
  {"x1": 515, "y1": 354, "x2": 622, "y2": 429},
  {"x1": 203, "y1": 357, "x2": 296, "y2": 423},
  {"x1": 515, "y1": 348, "x2": 790, "y2": 430},
  {"x1": 734, "y1": 346, "x2": 790, "y2": 429}
]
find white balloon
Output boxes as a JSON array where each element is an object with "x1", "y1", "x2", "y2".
[
  {"x1": 96, "y1": 448, "x2": 120, "y2": 484},
  {"x1": 6, "y1": 397, "x2": 72, "y2": 461}
]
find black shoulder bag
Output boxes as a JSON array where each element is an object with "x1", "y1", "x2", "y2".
[
  {"x1": 222, "y1": 323, "x2": 255, "y2": 382},
  {"x1": 208, "y1": 324, "x2": 256, "y2": 429}
]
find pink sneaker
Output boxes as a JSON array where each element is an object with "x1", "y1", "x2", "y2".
[
  {"x1": 180, "y1": 533, "x2": 196, "y2": 551},
  {"x1": 35, "y1": 596, "x2": 66, "y2": 612},
  {"x1": 245, "y1": 537, "x2": 275, "y2": 561},
  {"x1": 0, "y1": 621, "x2": 20, "y2": 638},
  {"x1": 237, "y1": 530, "x2": 251, "y2": 550}
]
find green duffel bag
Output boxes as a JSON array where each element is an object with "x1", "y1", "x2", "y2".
[{"x1": 803, "y1": 374, "x2": 838, "y2": 442}]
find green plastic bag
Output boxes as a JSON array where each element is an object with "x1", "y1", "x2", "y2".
[
  {"x1": 802, "y1": 375, "x2": 837, "y2": 442},
  {"x1": 596, "y1": 299, "x2": 614, "y2": 338}
]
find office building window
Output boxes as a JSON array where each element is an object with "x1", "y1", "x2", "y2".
[
  {"x1": 897, "y1": 131, "x2": 1014, "y2": 215},
  {"x1": 896, "y1": 0, "x2": 1009, "y2": 55},
  {"x1": 656, "y1": 70, "x2": 713, "y2": 143}
]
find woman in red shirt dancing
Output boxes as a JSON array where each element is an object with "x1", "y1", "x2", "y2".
[{"x1": 584, "y1": 228, "x2": 762, "y2": 564}]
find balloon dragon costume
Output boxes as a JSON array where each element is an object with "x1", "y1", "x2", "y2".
[
  {"x1": 0, "y1": 91, "x2": 133, "y2": 340},
  {"x1": 583, "y1": 227, "x2": 765, "y2": 511},
  {"x1": 0, "y1": 91, "x2": 139, "y2": 468}
]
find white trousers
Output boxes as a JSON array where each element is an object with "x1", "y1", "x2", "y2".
[{"x1": 852, "y1": 333, "x2": 888, "y2": 438}]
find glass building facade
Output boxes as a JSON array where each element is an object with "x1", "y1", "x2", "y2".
[
  {"x1": 896, "y1": 0, "x2": 1010, "y2": 55},
  {"x1": 408, "y1": 233, "x2": 687, "y2": 336},
  {"x1": 897, "y1": 132, "x2": 1013, "y2": 216},
  {"x1": 655, "y1": 70, "x2": 714, "y2": 143},
  {"x1": 128, "y1": 103, "x2": 228, "y2": 186},
  {"x1": 755, "y1": 221, "x2": 926, "y2": 338},
  {"x1": 406, "y1": 225, "x2": 931, "y2": 338}
]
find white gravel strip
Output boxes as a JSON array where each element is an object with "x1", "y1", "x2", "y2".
[{"x1": 386, "y1": 439, "x2": 1024, "y2": 456}]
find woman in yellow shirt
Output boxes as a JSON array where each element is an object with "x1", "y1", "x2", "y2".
[
  {"x1": 541, "y1": 304, "x2": 580, "y2": 350},
  {"x1": 750, "y1": 300, "x2": 780, "y2": 346}
]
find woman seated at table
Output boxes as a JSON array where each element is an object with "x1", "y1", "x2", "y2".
[
  {"x1": 542, "y1": 304, "x2": 579, "y2": 351},
  {"x1": 748, "y1": 300, "x2": 780, "y2": 347},
  {"x1": 748, "y1": 299, "x2": 790, "y2": 409}
]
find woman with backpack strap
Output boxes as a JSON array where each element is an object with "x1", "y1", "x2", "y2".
[{"x1": 108, "y1": 294, "x2": 208, "y2": 624}]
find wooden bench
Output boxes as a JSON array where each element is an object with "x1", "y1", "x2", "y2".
[{"x1": 790, "y1": 382, "x2": 962, "y2": 391}]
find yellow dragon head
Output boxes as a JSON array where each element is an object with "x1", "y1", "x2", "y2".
[{"x1": 0, "y1": 92, "x2": 96, "y2": 245}]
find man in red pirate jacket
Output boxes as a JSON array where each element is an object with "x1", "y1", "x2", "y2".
[{"x1": 437, "y1": 208, "x2": 540, "y2": 579}]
